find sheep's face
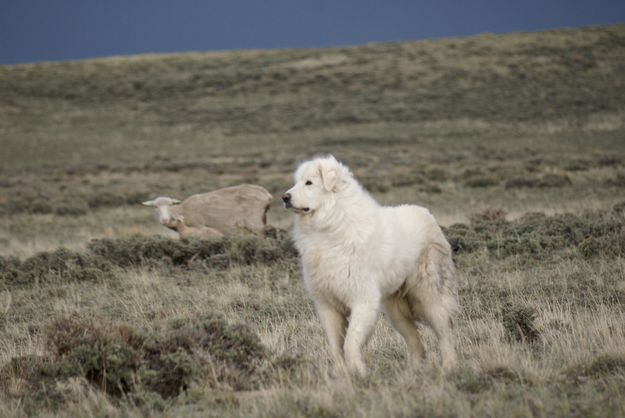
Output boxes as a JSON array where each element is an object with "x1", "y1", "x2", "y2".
[
  {"x1": 142, "y1": 197, "x2": 181, "y2": 226},
  {"x1": 282, "y1": 156, "x2": 350, "y2": 215}
]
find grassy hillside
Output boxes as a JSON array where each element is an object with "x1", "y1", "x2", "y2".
[{"x1": 1, "y1": 25, "x2": 624, "y2": 417}]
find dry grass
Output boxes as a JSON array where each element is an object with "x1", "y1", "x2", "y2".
[{"x1": 2, "y1": 252, "x2": 624, "y2": 416}]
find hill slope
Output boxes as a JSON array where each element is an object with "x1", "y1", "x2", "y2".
[{"x1": 1, "y1": 25, "x2": 624, "y2": 169}]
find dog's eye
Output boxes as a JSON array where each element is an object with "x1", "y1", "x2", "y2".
[{"x1": 305, "y1": 180, "x2": 313, "y2": 186}]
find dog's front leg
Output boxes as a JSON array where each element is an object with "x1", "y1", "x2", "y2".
[
  {"x1": 316, "y1": 300, "x2": 348, "y2": 364},
  {"x1": 343, "y1": 302, "x2": 380, "y2": 378}
]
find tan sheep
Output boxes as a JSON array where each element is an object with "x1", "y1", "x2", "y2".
[
  {"x1": 142, "y1": 184, "x2": 273, "y2": 237},
  {"x1": 169, "y1": 216, "x2": 224, "y2": 239}
]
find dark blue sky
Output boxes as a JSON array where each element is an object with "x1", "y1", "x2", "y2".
[{"x1": 1, "y1": 0, "x2": 624, "y2": 64}]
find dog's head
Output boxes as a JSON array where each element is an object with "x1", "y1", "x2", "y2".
[{"x1": 282, "y1": 155, "x2": 352, "y2": 215}]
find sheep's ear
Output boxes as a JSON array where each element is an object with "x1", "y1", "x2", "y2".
[
  {"x1": 318, "y1": 159, "x2": 338, "y2": 192},
  {"x1": 171, "y1": 199, "x2": 182, "y2": 205},
  {"x1": 142, "y1": 200, "x2": 156, "y2": 207}
]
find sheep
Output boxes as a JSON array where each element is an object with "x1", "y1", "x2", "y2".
[
  {"x1": 142, "y1": 184, "x2": 273, "y2": 237},
  {"x1": 169, "y1": 216, "x2": 224, "y2": 239}
]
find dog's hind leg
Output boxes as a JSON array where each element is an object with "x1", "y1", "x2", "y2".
[
  {"x1": 383, "y1": 295, "x2": 426, "y2": 367},
  {"x1": 406, "y1": 245, "x2": 458, "y2": 371},
  {"x1": 421, "y1": 301, "x2": 457, "y2": 371}
]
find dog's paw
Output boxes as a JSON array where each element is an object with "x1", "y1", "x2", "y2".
[{"x1": 345, "y1": 359, "x2": 369, "y2": 379}]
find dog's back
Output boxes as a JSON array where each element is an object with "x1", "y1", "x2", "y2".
[{"x1": 381, "y1": 204, "x2": 448, "y2": 249}]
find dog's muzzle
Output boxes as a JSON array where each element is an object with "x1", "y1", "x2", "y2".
[
  {"x1": 282, "y1": 193, "x2": 292, "y2": 208},
  {"x1": 282, "y1": 193, "x2": 310, "y2": 213}
]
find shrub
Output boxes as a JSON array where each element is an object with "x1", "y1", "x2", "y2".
[
  {"x1": 0, "y1": 255, "x2": 22, "y2": 284},
  {"x1": 486, "y1": 212, "x2": 588, "y2": 258},
  {"x1": 464, "y1": 176, "x2": 499, "y2": 188},
  {"x1": 606, "y1": 171, "x2": 625, "y2": 187},
  {"x1": 52, "y1": 198, "x2": 89, "y2": 216},
  {"x1": 0, "y1": 355, "x2": 51, "y2": 397},
  {"x1": 85, "y1": 191, "x2": 150, "y2": 209},
  {"x1": 504, "y1": 172, "x2": 571, "y2": 189},
  {"x1": 470, "y1": 208, "x2": 507, "y2": 223},
  {"x1": 0, "y1": 314, "x2": 271, "y2": 406},
  {"x1": 459, "y1": 168, "x2": 499, "y2": 188},
  {"x1": 537, "y1": 172, "x2": 572, "y2": 188},
  {"x1": 504, "y1": 176, "x2": 539, "y2": 189},
  {"x1": 419, "y1": 182, "x2": 443, "y2": 194},
  {"x1": 501, "y1": 302, "x2": 541, "y2": 345},
  {"x1": 454, "y1": 366, "x2": 522, "y2": 394},
  {"x1": 3, "y1": 249, "x2": 113, "y2": 286},
  {"x1": 0, "y1": 191, "x2": 151, "y2": 216},
  {"x1": 443, "y1": 223, "x2": 481, "y2": 254},
  {"x1": 453, "y1": 368, "x2": 492, "y2": 394},
  {"x1": 567, "y1": 354, "x2": 625, "y2": 383},
  {"x1": 87, "y1": 234, "x2": 297, "y2": 269},
  {"x1": 459, "y1": 168, "x2": 498, "y2": 188},
  {"x1": 445, "y1": 208, "x2": 624, "y2": 259},
  {"x1": 613, "y1": 200, "x2": 625, "y2": 215},
  {"x1": 578, "y1": 228, "x2": 625, "y2": 258},
  {"x1": 482, "y1": 366, "x2": 522, "y2": 383},
  {"x1": 3, "y1": 233, "x2": 299, "y2": 286},
  {"x1": 361, "y1": 178, "x2": 390, "y2": 193},
  {"x1": 582, "y1": 354, "x2": 625, "y2": 377},
  {"x1": 390, "y1": 173, "x2": 425, "y2": 188},
  {"x1": 0, "y1": 195, "x2": 53, "y2": 215},
  {"x1": 424, "y1": 167, "x2": 449, "y2": 182},
  {"x1": 564, "y1": 159, "x2": 590, "y2": 171},
  {"x1": 45, "y1": 318, "x2": 144, "y2": 396},
  {"x1": 596, "y1": 154, "x2": 622, "y2": 167},
  {"x1": 141, "y1": 314, "x2": 267, "y2": 393}
]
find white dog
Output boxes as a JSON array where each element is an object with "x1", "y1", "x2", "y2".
[{"x1": 283, "y1": 155, "x2": 458, "y2": 376}]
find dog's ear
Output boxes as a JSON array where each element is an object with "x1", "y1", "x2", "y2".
[{"x1": 318, "y1": 158, "x2": 338, "y2": 192}]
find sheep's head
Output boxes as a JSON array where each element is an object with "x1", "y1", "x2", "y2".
[
  {"x1": 142, "y1": 197, "x2": 182, "y2": 226},
  {"x1": 168, "y1": 215, "x2": 185, "y2": 230}
]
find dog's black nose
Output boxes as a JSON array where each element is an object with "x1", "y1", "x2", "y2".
[{"x1": 282, "y1": 193, "x2": 291, "y2": 203}]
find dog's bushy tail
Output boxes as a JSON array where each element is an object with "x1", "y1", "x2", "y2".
[
  {"x1": 428, "y1": 242, "x2": 458, "y2": 314},
  {"x1": 403, "y1": 240, "x2": 459, "y2": 320}
]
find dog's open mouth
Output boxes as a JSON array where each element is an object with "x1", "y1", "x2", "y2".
[{"x1": 284, "y1": 201, "x2": 310, "y2": 214}]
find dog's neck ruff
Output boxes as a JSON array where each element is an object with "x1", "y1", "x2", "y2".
[{"x1": 294, "y1": 181, "x2": 379, "y2": 249}]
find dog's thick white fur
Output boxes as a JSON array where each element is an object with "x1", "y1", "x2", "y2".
[{"x1": 284, "y1": 155, "x2": 458, "y2": 376}]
